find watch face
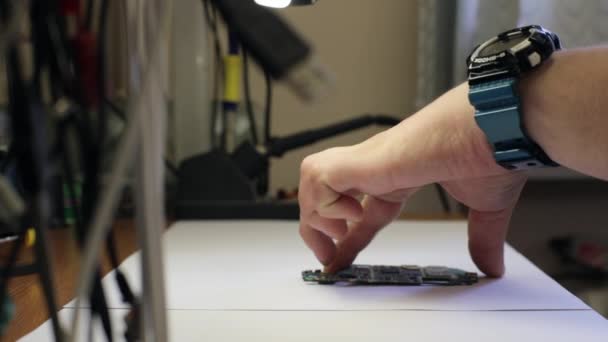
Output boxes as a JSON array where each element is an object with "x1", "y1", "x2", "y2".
[{"x1": 478, "y1": 35, "x2": 527, "y2": 57}]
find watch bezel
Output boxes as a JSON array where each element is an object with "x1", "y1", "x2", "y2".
[{"x1": 467, "y1": 25, "x2": 560, "y2": 85}]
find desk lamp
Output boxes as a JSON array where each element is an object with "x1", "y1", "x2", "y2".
[{"x1": 175, "y1": 0, "x2": 401, "y2": 220}]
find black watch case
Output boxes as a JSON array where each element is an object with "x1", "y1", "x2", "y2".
[{"x1": 467, "y1": 25, "x2": 561, "y2": 85}]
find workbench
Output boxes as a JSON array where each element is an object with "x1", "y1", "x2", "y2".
[{"x1": 19, "y1": 220, "x2": 608, "y2": 341}]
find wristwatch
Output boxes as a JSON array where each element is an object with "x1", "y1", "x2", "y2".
[{"x1": 467, "y1": 25, "x2": 561, "y2": 170}]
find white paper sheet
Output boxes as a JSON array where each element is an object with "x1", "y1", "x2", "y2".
[
  {"x1": 20, "y1": 308, "x2": 608, "y2": 342},
  {"x1": 65, "y1": 220, "x2": 588, "y2": 311}
]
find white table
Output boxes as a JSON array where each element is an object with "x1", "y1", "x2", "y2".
[{"x1": 21, "y1": 220, "x2": 608, "y2": 341}]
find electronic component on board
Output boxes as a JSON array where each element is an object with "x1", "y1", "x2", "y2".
[{"x1": 302, "y1": 264, "x2": 478, "y2": 286}]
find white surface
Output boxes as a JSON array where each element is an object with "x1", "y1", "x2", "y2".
[
  {"x1": 20, "y1": 308, "x2": 608, "y2": 342},
  {"x1": 22, "y1": 220, "x2": 608, "y2": 341},
  {"x1": 65, "y1": 220, "x2": 588, "y2": 311}
]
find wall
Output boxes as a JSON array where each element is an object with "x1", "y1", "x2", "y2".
[{"x1": 246, "y1": 0, "x2": 424, "y2": 206}]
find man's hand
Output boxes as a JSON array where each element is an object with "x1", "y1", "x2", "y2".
[
  {"x1": 300, "y1": 47, "x2": 608, "y2": 277},
  {"x1": 298, "y1": 83, "x2": 527, "y2": 277}
]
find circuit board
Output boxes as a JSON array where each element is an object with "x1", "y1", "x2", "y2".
[{"x1": 302, "y1": 264, "x2": 478, "y2": 286}]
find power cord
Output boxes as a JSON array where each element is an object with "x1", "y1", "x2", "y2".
[
  {"x1": 434, "y1": 184, "x2": 451, "y2": 214},
  {"x1": 6, "y1": 38, "x2": 64, "y2": 341},
  {"x1": 263, "y1": 69, "x2": 273, "y2": 145},
  {"x1": 202, "y1": 0, "x2": 224, "y2": 149},
  {"x1": 242, "y1": 50, "x2": 259, "y2": 145}
]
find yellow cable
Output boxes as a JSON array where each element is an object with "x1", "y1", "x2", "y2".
[
  {"x1": 25, "y1": 228, "x2": 36, "y2": 247},
  {"x1": 223, "y1": 55, "x2": 242, "y2": 103}
]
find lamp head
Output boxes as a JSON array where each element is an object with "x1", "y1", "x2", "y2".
[{"x1": 254, "y1": 0, "x2": 317, "y2": 8}]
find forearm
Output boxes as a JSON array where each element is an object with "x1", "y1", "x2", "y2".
[
  {"x1": 357, "y1": 47, "x2": 608, "y2": 190},
  {"x1": 522, "y1": 47, "x2": 608, "y2": 179}
]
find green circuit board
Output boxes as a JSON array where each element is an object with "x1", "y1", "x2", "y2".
[{"x1": 302, "y1": 264, "x2": 478, "y2": 286}]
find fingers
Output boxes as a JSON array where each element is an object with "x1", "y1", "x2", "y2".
[
  {"x1": 317, "y1": 193, "x2": 363, "y2": 222},
  {"x1": 298, "y1": 148, "x2": 411, "y2": 269},
  {"x1": 299, "y1": 199, "x2": 358, "y2": 265},
  {"x1": 326, "y1": 195, "x2": 407, "y2": 273},
  {"x1": 298, "y1": 152, "x2": 365, "y2": 266},
  {"x1": 299, "y1": 222, "x2": 336, "y2": 266},
  {"x1": 467, "y1": 207, "x2": 515, "y2": 278},
  {"x1": 307, "y1": 212, "x2": 348, "y2": 240},
  {"x1": 324, "y1": 226, "x2": 375, "y2": 274}
]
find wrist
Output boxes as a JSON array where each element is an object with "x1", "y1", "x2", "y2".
[
  {"x1": 519, "y1": 48, "x2": 608, "y2": 179},
  {"x1": 382, "y1": 83, "x2": 508, "y2": 189},
  {"x1": 449, "y1": 83, "x2": 512, "y2": 177},
  {"x1": 519, "y1": 53, "x2": 566, "y2": 165}
]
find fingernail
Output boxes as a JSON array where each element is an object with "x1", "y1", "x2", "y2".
[{"x1": 317, "y1": 254, "x2": 332, "y2": 267}]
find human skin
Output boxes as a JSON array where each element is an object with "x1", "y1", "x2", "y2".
[{"x1": 298, "y1": 47, "x2": 608, "y2": 277}]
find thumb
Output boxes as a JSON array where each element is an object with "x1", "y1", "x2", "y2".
[{"x1": 467, "y1": 207, "x2": 517, "y2": 278}]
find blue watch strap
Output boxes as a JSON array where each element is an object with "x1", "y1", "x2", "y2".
[{"x1": 469, "y1": 78, "x2": 545, "y2": 169}]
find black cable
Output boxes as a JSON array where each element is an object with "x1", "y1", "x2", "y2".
[
  {"x1": 32, "y1": 1, "x2": 115, "y2": 339},
  {"x1": 434, "y1": 184, "x2": 451, "y2": 214},
  {"x1": 242, "y1": 50, "x2": 259, "y2": 145},
  {"x1": 203, "y1": 0, "x2": 224, "y2": 149},
  {"x1": 84, "y1": 0, "x2": 95, "y2": 30},
  {"x1": 104, "y1": 99, "x2": 125, "y2": 120},
  {"x1": 0, "y1": 143, "x2": 15, "y2": 173},
  {"x1": 31, "y1": 2, "x2": 118, "y2": 340},
  {"x1": 106, "y1": 230, "x2": 136, "y2": 305},
  {"x1": 6, "y1": 34, "x2": 64, "y2": 341},
  {"x1": 60, "y1": 115, "x2": 115, "y2": 342},
  {"x1": 32, "y1": 221, "x2": 65, "y2": 342},
  {"x1": 264, "y1": 70, "x2": 273, "y2": 144},
  {"x1": 203, "y1": 1, "x2": 223, "y2": 85},
  {"x1": 266, "y1": 114, "x2": 401, "y2": 157},
  {"x1": 218, "y1": 19, "x2": 229, "y2": 152},
  {"x1": 105, "y1": 230, "x2": 120, "y2": 275},
  {"x1": 27, "y1": 5, "x2": 66, "y2": 340},
  {"x1": 220, "y1": 104, "x2": 228, "y2": 151},
  {"x1": 90, "y1": 273, "x2": 113, "y2": 341},
  {"x1": 45, "y1": 6, "x2": 81, "y2": 96},
  {"x1": 0, "y1": 262, "x2": 38, "y2": 277},
  {"x1": 84, "y1": 0, "x2": 109, "y2": 255},
  {"x1": 97, "y1": 0, "x2": 109, "y2": 146}
]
